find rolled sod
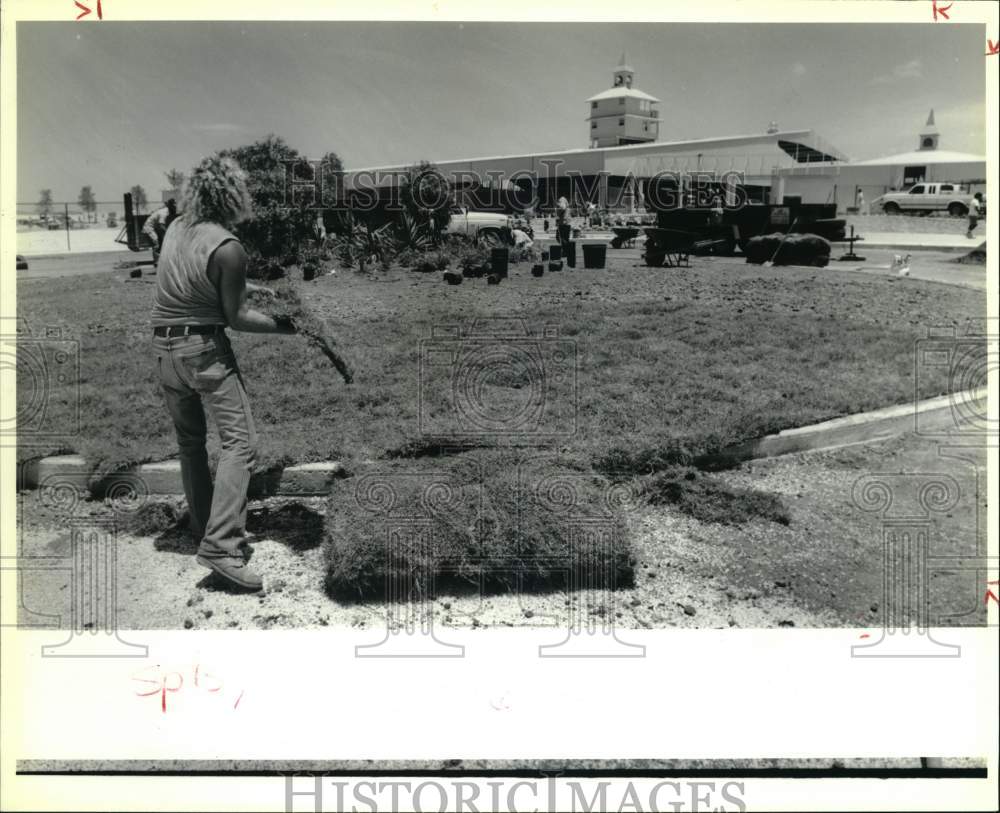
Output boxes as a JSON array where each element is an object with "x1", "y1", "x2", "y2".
[
  {"x1": 323, "y1": 452, "x2": 636, "y2": 601},
  {"x1": 248, "y1": 280, "x2": 353, "y2": 384}
]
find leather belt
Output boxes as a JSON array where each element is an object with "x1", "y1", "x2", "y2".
[{"x1": 152, "y1": 324, "x2": 224, "y2": 338}]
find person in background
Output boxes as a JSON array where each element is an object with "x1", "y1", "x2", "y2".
[
  {"x1": 555, "y1": 195, "x2": 572, "y2": 248},
  {"x1": 856, "y1": 189, "x2": 866, "y2": 215},
  {"x1": 151, "y1": 156, "x2": 296, "y2": 592},
  {"x1": 511, "y1": 227, "x2": 534, "y2": 249},
  {"x1": 143, "y1": 198, "x2": 179, "y2": 267},
  {"x1": 966, "y1": 192, "x2": 983, "y2": 239},
  {"x1": 709, "y1": 194, "x2": 725, "y2": 225}
]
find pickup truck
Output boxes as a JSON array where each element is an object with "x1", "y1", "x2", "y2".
[
  {"x1": 445, "y1": 207, "x2": 513, "y2": 245},
  {"x1": 872, "y1": 183, "x2": 983, "y2": 217}
]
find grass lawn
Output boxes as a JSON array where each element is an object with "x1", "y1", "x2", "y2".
[{"x1": 16, "y1": 252, "x2": 982, "y2": 480}]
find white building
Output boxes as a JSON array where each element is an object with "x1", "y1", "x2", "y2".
[{"x1": 778, "y1": 110, "x2": 986, "y2": 210}]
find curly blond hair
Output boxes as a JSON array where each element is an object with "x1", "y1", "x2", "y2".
[{"x1": 180, "y1": 156, "x2": 252, "y2": 228}]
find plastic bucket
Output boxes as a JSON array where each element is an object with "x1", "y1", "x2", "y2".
[{"x1": 582, "y1": 243, "x2": 607, "y2": 269}]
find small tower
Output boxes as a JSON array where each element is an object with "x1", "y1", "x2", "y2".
[
  {"x1": 587, "y1": 54, "x2": 660, "y2": 148},
  {"x1": 613, "y1": 52, "x2": 634, "y2": 89},
  {"x1": 918, "y1": 109, "x2": 939, "y2": 151}
]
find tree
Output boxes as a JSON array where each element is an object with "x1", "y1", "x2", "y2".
[
  {"x1": 318, "y1": 150, "x2": 346, "y2": 237},
  {"x1": 164, "y1": 168, "x2": 185, "y2": 191},
  {"x1": 36, "y1": 189, "x2": 53, "y2": 221},
  {"x1": 399, "y1": 161, "x2": 452, "y2": 245},
  {"x1": 217, "y1": 135, "x2": 321, "y2": 266},
  {"x1": 129, "y1": 185, "x2": 148, "y2": 213},
  {"x1": 78, "y1": 186, "x2": 97, "y2": 223}
]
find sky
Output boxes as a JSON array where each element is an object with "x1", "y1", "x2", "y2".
[{"x1": 15, "y1": 21, "x2": 988, "y2": 203}]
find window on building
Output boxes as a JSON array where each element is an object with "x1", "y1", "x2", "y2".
[
  {"x1": 619, "y1": 97, "x2": 625, "y2": 105},
  {"x1": 643, "y1": 123, "x2": 648, "y2": 131},
  {"x1": 591, "y1": 101, "x2": 598, "y2": 109},
  {"x1": 922, "y1": 137, "x2": 934, "y2": 148},
  {"x1": 619, "y1": 118, "x2": 625, "y2": 126},
  {"x1": 591, "y1": 121, "x2": 597, "y2": 129}
]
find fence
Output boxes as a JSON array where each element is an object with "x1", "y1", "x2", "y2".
[{"x1": 15, "y1": 200, "x2": 148, "y2": 255}]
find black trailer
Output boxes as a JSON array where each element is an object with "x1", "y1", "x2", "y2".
[{"x1": 641, "y1": 178, "x2": 845, "y2": 267}]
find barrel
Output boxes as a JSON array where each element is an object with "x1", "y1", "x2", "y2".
[
  {"x1": 490, "y1": 247, "x2": 509, "y2": 278},
  {"x1": 565, "y1": 240, "x2": 576, "y2": 268},
  {"x1": 582, "y1": 243, "x2": 607, "y2": 269}
]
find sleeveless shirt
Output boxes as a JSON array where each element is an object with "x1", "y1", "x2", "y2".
[{"x1": 151, "y1": 217, "x2": 239, "y2": 326}]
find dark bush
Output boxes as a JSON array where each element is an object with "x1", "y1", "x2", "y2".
[
  {"x1": 323, "y1": 453, "x2": 636, "y2": 601},
  {"x1": 217, "y1": 136, "x2": 325, "y2": 275},
  {"x1": 399, "y1": 161, "x2": 453, "y2": 239}
]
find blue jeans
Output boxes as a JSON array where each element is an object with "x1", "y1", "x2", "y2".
[{"x1": 153, "y1": 331, "x2": 258, "y2": 557}]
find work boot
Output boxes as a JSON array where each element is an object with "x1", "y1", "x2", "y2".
[{"x1": 195, "y1": 551, "x2": 263, "y2": 592}]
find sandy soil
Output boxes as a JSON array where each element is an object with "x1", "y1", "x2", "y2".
[{"x1": 15, "y1": 432, "x2": 986, "y2": 631}]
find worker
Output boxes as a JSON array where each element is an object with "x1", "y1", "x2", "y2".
[
  {"x1": 143, "y1": 198, "x2": 178, "y2": 267},
  {"x1": 966, "y1": 192, "x2": 983, "y2": 239},
  {"x1": 555, "y1": 195, "x2": 572, "y2": 248},
  {"x1": 512, "y1": 227, "x2": 533, "y2": 248},
  {"x1": 856, "y1": 189, "x2": 866, "y2": 215},
  {"x1": 709, "y1": 194, "x2": 724, "y2": 225},
  {"x1": 151, "y1": 156, "x2": 296, "y2": 592}
]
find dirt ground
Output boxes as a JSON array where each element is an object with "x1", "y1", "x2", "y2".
[{"x1": 15, "y1": 431, "x2": 987, "y2": 631}]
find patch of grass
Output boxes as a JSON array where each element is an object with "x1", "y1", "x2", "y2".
[
  {"x1": 17, "y1": 257, "x2": 981, "y2": 482},
  {"x1": 644, "y1": 466, "x2": 790, "y2": 526},
  {"x1": 323, "y1": 452, "x2": 636, "y2": 601}
]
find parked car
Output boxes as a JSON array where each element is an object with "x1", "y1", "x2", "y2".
[
  {"x1": 872, "y1": 183, "x2": 982, "y2": 217},
  {"x1": 445, "y1": 206, "x2": 513, "y2": 245},
  {"x1": 16, "y1": 255, "x2": 28, "y2": 271}
]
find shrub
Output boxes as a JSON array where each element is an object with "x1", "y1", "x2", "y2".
[
  {"x1": 510, "y1": 243, "x2": 540, "y2": 265},
  {"x1": 323, "y1": 452, "x2": 637, "y2": 601},
  {"x1": 217, "y1": 136, "x2": 324, "y2": 275},
  {"x1": 403, "y1": 249, "x2": 452, "y2": 273},
  {"x1": 399, "y1": 161, "x2": 453, "y2": 239}
]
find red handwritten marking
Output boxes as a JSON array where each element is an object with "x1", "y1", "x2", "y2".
[
  {"x1": 133, "y1": 664, "x2": 241, "y2": 713},
  {"x1": 985, "y1": 589, "x2": 999, "y2": 606},
  {"x1": 988, "y1": 39, "x2": 999, "y2": 56},
  {"x1": 932, "y1": 0, "x2": 952, "y2": 21},
  {"x1": 74, "y1": 0, "x2": 103, "y2": 19},
  {"x1": 859, "y1": 633, "x2": 871, "y2": 639},
  {"x1": 161, "y1": 672, "x2": 183, "y2": 713}
]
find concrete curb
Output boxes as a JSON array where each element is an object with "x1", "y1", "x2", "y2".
[
  {"x1": 18, "y1": 389, "x2": 985, "y2": 497},
  {"x1": 830, "y1": 238, "x2": 985, "y2": 255},
  {"x1": 696, "y1": 388, "x2": 987, "y2": 470},
  {"x1": 20, "y1": 456, "x2": 348, "y2": 499}
]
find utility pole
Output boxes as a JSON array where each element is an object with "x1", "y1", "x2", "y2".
[{"x1": 64, "y1": 202, "x2": 71, "y2": 251}]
